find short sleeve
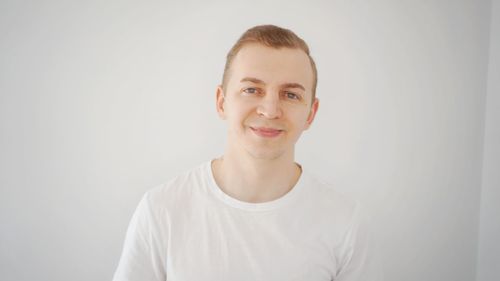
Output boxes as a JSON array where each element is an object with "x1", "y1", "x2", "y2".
[
  {"x1": 112, "y1": 192, "x2": 167, "y2": 281},
  {"x1": 334, "y1": 202, "x2": 383, "y2": 281}
]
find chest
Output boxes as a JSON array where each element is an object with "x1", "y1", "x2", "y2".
[{"x1": 165, "y1": 206, "x2": 337, "y2": 280}]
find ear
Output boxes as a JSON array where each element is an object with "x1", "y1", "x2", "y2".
[
  {"x1": 304, "y1": 98, "x2": 319, "y2": 130},
  {"x1": 216, "y1": 85, "x2": 227, "y2": 120}
]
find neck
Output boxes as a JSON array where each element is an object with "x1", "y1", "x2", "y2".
[{"x1": 211, "y1": 148, "x2": 302, "y2": 203}]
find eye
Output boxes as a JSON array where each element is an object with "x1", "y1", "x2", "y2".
[
  {"x1": 245, "y1": 88, "x2": 257, "y2": 94},
  {"x1": 284, "y1": 91, "x2": 300, "y2": 100},
  {"x1": 243, "y1": 87, "x2": 259, "y2": 94}
]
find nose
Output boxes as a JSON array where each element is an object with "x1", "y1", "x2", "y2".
[{"x1": 256, "y1": 94, "x2": 282, "y2": 119}]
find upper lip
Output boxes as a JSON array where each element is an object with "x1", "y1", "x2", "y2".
[{"x1": 250, "y1": 127, "x2": 283, "y2": 132}]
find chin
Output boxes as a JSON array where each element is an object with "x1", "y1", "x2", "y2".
[{"x1": 244, "y1": 145, "x2": 288, "y2": 160}]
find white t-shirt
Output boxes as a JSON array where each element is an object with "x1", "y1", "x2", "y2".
[{"x1": 113, "y1": 160, "x2": 380, "y2": 281}]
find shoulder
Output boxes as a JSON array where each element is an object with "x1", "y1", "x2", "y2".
[
  {"x1": 143, "y1": 161, "x2": 211, "y2": 210},
  {"x1": 301, "y1": 171, "x2": 374, "y2": 260},
  {"x1": 301, "y1": 171, "x2": 362, "y2": 230},
  {"x1": 303, "y1": 171, "x2": 359, "y2": 212}
]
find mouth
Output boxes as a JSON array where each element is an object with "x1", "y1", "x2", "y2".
[{"x1": 250, "y1": 126, "x2": 284, "y2": 138}]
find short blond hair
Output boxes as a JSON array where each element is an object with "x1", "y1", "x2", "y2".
[{"x1": 222, "y1": 25, "x2": 318, "y2": 101}]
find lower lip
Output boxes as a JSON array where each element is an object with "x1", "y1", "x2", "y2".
[{"x1": 250, "y1": 127, "x2": 283, "y2": 138}]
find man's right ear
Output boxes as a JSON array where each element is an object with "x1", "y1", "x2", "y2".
[{"x1": 216, "y1": 85, "x2": 226, "y2": 120}]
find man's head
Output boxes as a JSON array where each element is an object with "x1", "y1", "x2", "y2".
[
  {"x1": 221, "y1": 25, "x2": 318, "y2": 102},
  {"x1": 216, "y1": 25, "x2": 319, "y2": 160}
]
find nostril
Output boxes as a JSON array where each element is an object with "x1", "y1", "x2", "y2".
[
  {"x1": 257, "y1": 109, "x2": 282, "y2": 119},
  {"x1": 256, "y1": 103, "x2": 283, "y2": 119}
]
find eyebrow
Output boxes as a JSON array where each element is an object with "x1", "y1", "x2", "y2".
[{"x1": 240, "y1": 77, "x2": 306, "y2": 91}]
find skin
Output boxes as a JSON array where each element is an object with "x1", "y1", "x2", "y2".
[{"x1": 212, "y1": 43, "x2": 319, "y2": 203}]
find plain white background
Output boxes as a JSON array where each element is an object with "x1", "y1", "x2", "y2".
[
  {"x1": 0, "y1": 0, "x2": 498, "y2": 280},
  {"x1": 477, "y1": 0, "x2": 500, "y2": 280}
]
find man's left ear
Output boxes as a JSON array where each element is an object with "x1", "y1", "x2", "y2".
[{"x1": 304, "y1": 98, "x2": 319, "y2": 130}]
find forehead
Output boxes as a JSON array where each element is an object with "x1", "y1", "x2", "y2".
[{"x1": 229, "y1": 44, "x2": 313, "y2": 89}]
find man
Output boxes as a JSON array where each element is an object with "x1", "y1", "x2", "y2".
[{"x1": 113, "y1": 25, "x2": 379, "y2": 281}]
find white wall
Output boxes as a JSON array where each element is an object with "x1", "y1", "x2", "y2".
[
  {"x1": 477, "y1": 0, "x2": 500, "y2": 280},
  {"x1": 0, "y1": 1, "x2": 493, "y2": 281}
]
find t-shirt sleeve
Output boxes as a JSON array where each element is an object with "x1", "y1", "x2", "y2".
[
  {"x1": 334, "y1": 202, "x2": 383, "y2": 281},
  {"x1": 112, "y1": 192, "x2": 167, "y2": 281}
]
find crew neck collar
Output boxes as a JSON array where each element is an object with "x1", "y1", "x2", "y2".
[{"x1": 204, "y1": 159, "x2": 306, "y2": 211}]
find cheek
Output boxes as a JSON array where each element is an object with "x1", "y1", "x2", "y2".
[
  {"x1": 287, "y1": 109, "x2": 310, "y2": 128},
  {"x1": 225, "y1": 109, "x2": 251, "y2": 131},
  {"x1": 229, "y1": 102, "x2": 254, "y2": 121}
]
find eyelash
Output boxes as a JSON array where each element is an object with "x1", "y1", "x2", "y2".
[
  {"x1": 243, "y1": 87, "x2": 259, "y2": 94},
  {"x1": 242, "y1": 87, "x2": 301, "y2": 100},
  {"x1": 285, "y1": 92, "x2": 300, "y2": 100}
]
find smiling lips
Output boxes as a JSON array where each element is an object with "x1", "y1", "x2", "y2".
[{"x1": 250, "y1": 126, "x2": 283, "y2": 138}]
